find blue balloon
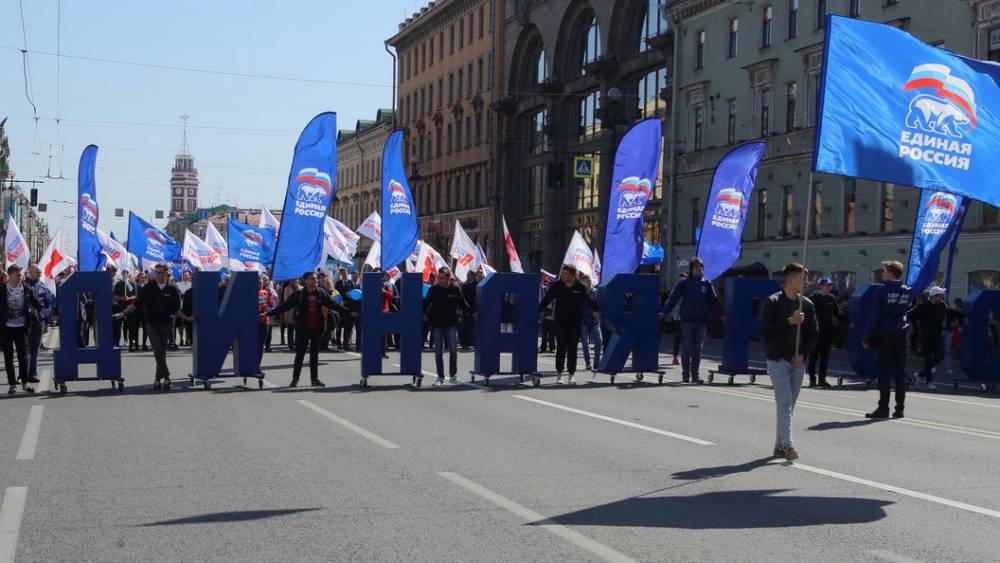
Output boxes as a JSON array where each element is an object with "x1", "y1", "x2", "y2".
[
  {"x1": 422, "y1": 283, "x2": 431, "y2": 297},
  {"x1": 333, "y1": 292, "x2": 344, "y2": 303},
  {"x1": 348, "y1": 288, "x2": 363, "y2": 301}
]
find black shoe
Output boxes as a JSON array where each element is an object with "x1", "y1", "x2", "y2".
[
  {"x1": 808, "y1": 376, "x2": 817, "y2": 387},
  {"x1": 153, "y1": 381, "x2": 162, "y2": 390},
  {"x1": 865, "y1": 410, "x2": 890, "y2": 419},
  {"x1": 311, "y1": 379, "x2": 325, "y2": 387},
  {"x1": 8, "y1": 385, "x2": 15, "y2": 395},
  {"x1": 142, "y1": 345, "x2": 149, "y2": 351},
  {"x1": 164, "y1": 378, "x2": 172, "y2": 390},
  {"x1": 819, "y1": 380, "x2": 833, "y2": 389},
  {"x1": 27, "y1": 376, "x2": 40, "y2": 383},
  {"x1": 265, "y1": 347, "x2": 272, "y2": 353},
  {"x1": 892, "y1": 410, "x2": 904, "y2": 419},
  {"x1": 22, "y1": 385, "x2": 34, "y2": 394},
  {"x1": 289, "y1": 378, "x2": 299, "y2": 388}
]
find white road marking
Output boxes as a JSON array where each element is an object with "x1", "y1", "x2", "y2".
[
  {"x1": 44, "y1": 328, "x2": 57, "y2": 349},
  {"x1": 296, "y1": 399, "x2": 399, "y2": 449},
  {"x1": 512, "y1": 395, "x2": 714, "y2": 446},
  {"x1": 771, "y1": 460, "x2": 1000, "y2": 519},
  {"x1": 0, "y1": 487, "x2": 27, "y2": 563},
  {"x1": 865, "y1": 549, "x2": 924, "y2": 563},
  {"x1": 36, "y1": 368, "x2": 51, "y2": 394},
  {"x1": 664, "y1": 377, "x2": 1000, "y2": 441},
  {"x1": 15, "y1": 406, "x2": 44, "y2": 461},
  {"x1": 438, "y1": 472, "x2": 638, "y2": 563},
  {"x1": 261, "y1": 379, "x2": 279, "y2": 389}
]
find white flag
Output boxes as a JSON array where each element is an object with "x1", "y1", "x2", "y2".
[
  {"x1": 502, "y1": 215, "x2": 523, "y2": 273},
  {"x1": 97, "y1": 229, "x2": 128, "y2": 270},
  {"x1": 260, "y1": 206, "x2": 281, "y2": 231},
  {"x1": 204, "y1": 222, "x2": 229, "y2": 269},
  {"x1": 38, "y1": 229, "x2": 71, "y2": 293},
  {"x1": 592, "y1": 247, "x2": 602, "y2": 285},
  {"x1": 357, "y1": 212, "x2": 382, "y2": 241},
  {"x1": 364, "y1": 240, "x2": 381, "y2": 270},
  {"x1": 329, "y1": 218, "x2": 361, "y2": 254},
  {"x1": 321, "y1": 218, "x2": 354, "y2": 265},
  {"x1": 4, "y1": 216, "x2": 30, "y2": 270},
  {"x1": 562, "y1": 230, "x2": 595, "y2": 280},
  {"x1": 449, "y1": 220, "x2": 480, "y2": 281},
  {"x1": 182, "y1": 230, "x2": 223, "y2": 272},
  {"x1": 415, "y1": 240, "x2": 448, "y2": 282}
]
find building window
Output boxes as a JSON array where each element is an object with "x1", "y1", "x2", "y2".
[
  {"x1": 850, "y1": 0, "x2": 861, "y2": 17},
  {"x1": 438, "y1": 78, "x2": 443, "y2": 107},
  {"x1": 638, "y1": 0, "x2": 669, "y2": 53},
  {"x1": 811, "y1": 181, "x2": 822, "y2": 235},
  {"x1": 582, "y1": 16, "x2": 601, "y2": 72},
  {"x1": 520, "y1": 165, "x2": 545, "y2": 216},
  {"x1": 756, "y1": 189, "x2": 768, "y2": 240},
  {"x1": 448, "y1": 73, "x2": 454, "y2": 104},
  {"x1": 446, "y1": 178, "x2": 453, "y2": 211},
  {"x1": 576, "y1": 153, "x2": 599, "y2": 210},
  {"x1": 450, "y1": 24, "x2": 455, "y2": 54},
  {"x1": 843, "y1": 178, "x2": 856, "y2": 233},
  {"x1": 637, "y1": 67, "x2": 667, "y2": 118},
  {"x1": 465, "y1": 117, "x2": 472, "y2": 149},
  {"x1": 468, "y1": 14, "x2": 474, "y2": 46},
  {"x1": 428, "y1": 84, "x2": 434, "y2": 113},
  {"x1": 695, "y1": 30, "x2": 706, "y2": 69},
  {"x1": 816, "y1": 0, "x2": 827, "y2": 30},
  {"x1": 478, "y1": 57, "x2": 484, "y2": 91},
  {"x1": 989, "y1": 28, "x2": 1000, "y2": 62},
  {"x1": 533, "y1": 47, "x2": 547, "y2": 85},
  {"x1": 455, "y1": 120, "x2": 462, "y2": 152},
  {"x1": 806, "y1": 53, "x2": 821, "y2": 126},
  {"x1": 579, "y1": 91, "x2": 601, "y2": 142},
  {"x1": 832, "y1": 270, "x2": 857, "y2": 295},
  {"x1": 436, "y1": 127, "x2": 442, "y2": 157},
  {"x1": 475, "y1": 113, "x2": 483, "y2": 145},
  {"x1": 447, "y1": 123, "x2": 453, "y2": 154},
  {"x1": 475, "y1": 171, "x2": 482, "y2": 206},
  {"x1": 421, "y1": 43, "x2": 427, "y2": 71},
  {"x1": 439, "y1": 31, "x2": 444, "y2": 61},
  {"x1": 758, "y1": 87, "x2": 771, "y2": 137},
  {"x1": 968, "y1": 269, "x2": 1000, "y2": 292},
  {"x1": 527, "y1": 109, "x2": 547, "y2": 154},
  {"x1": 786, "y1": 82, "x2": 798, "y2": 131},
  {"x1": 479, "y1": 6, "x2": 485, "y2": 38},
  {"x1": 691, "y1": 198, "x2": 701, "y2": 244},
  {"x1": 728, "y1": 18, "x2": 739, "y2": 58},
  {"x1": 457, "y1": 68, "x2": 463, "y2": 101},
  {"x1": 782, "y1": 185, "x2": 794, "y2": 236},
  {"x1": 881, "y1": 182, "x2": 895, "y2": 232},
  {"x1": 693, "y1": 106, "x2": 704, "y2": 150},
  {"x1": 727, "y1": 100, "x2": 737, "y2": 145},
  {"x1": 467, "y1": 63, "x2": 473, "y2": 96},
  {"x1": 788, "y1": 0, "x2": 799, "y2": 38},
  {"x1": 762, "y1": 5, "x2": 773, "y2": 48},
  {"x1": 429, "y1": 39, "x2": 434, "y2": 66}
]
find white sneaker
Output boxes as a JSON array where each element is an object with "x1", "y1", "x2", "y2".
[
  {"x1": 432, "y1": 378, "x2": 444, "y2": 387},
  {"x1": 568, "y1": 375, "x2": 577, "y2": 385},
  {"x1": 926, "y1": 382, "x2": 937, "y2": 391},
  {"x1": 556, "y1": 375, "x2": 565, "y2": 385},
  {"x1": 947, "y1": 369, "x2": 954, "y2": 375},
  {"x1": 448, "y1": 376, "x2": 457, "y2": 384}
]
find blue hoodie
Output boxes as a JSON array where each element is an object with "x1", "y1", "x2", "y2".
[
  {"x1": 662, "y1": 276, "x2": 717, "y2": 322},
  {"x1": 863, "y1": 280, "x2": 911, "y2": 341}
]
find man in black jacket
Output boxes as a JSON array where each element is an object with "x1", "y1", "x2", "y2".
[
  {"x1": 908, "y1": 286, "x2": 957, "y2": 391},
  {"x1": 807, "y1": 277, "x2": 841, "y2": 388},
  {"x1": 334, "y1": 268, "x2": 358, "y2": 350},
  {"x1": 269, "y1": 271, "x2": 357, "y2": 387},
  {"x1": 1, "y1": 265, "x2": 43, "y2": 394},
  {"x1": 760, "y1": 262, "x2": 819, "y2": 461},
  {"x1": 423, "y1": 267, "x2": 470, "y2": 386},
  {"x1": 538, "y1": 264, "x2": 600, "y2": 385},
  {"x1": 120, "y1": 263, "x2": 182, "y2": 390}
]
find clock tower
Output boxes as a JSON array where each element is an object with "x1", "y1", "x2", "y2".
[{"x1": 169, "y1": 114, "x2": 199, "y2": 217}]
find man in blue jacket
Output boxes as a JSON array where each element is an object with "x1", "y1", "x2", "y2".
[
  {"x1": 661, "y1": 257, "x2": 718, "y2": 383},
  {"x1": 863, "y1": 260, "x2": 912, "y2": 419}
]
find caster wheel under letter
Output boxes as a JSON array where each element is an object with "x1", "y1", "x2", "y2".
[
  {"x1": 203, "y1": 382, "x2": 211, "y2": 390},
  {"x1": 750, "y1": 375, "x2": 757, "y2": 384},
  {"x1": 532, "y1": 376, "x2": 540, "y2": 387},
  {"x1": 416, "y1": 376, "x2": 423, "y2": 388},
  {"x1": 610, "y1": 375, "x2": 616, "y2": 385},
  {"x1": 635, "y1": 373, "x2": 644, "y2": 382},
  {"x1": 258, "y1": 379, "x2": 264, "y2": 390},
  {"x1": 728, "y1": 376, "x2": 735, "y2": 385},
  {"x1": 708, "y1": 373, "x2": 715, "y2": 383},
  {"x1": 59, "y1": 383, "x2": 67, "y2": 395},
  {"x1": 658, "y1": 374, "x2": 664, "y2": 384}
]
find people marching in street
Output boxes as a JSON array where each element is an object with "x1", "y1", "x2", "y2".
[
  {"x1": 423, "y1": 267, "x2": 470, "y2": 386},
  {"x1": 863, "y1": 261, "x2": 912, "y2": 419},
  {"x1": 2, "y1": 265, "x2": 44, "y2": 394},
  {"x1": 661, "y1": 258, "x2": 718, "y2": 383},
  {"x1": 538, "y1": 264, "x2": 600, "y2": 385},
  {"x1": 119, "y1": 263, "x2": 185, "y2": 390},
  {"x1": 579, "y1": 272, "x2": 602, "y2": 372},
  {"x1": 908, "y1": 286, "x2": 961, "y2": 391},
  {"x1": 24, "y1": 263, "x2": 55, "y2": 385},
  {"x1": 257, "y1": 275, "x2": 276, "y2": 363},
  {"x1": 760, "y1": 263, "x2": 819, "y2": 461},
  {"x1": 807, "y1": 277, "x2": 841, "y2": 388}
]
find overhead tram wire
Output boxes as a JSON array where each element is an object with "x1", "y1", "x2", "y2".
[{"x1": 16, "y1": 0, "x2": 42, "y2": 158}]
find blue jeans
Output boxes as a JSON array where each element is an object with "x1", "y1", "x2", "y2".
[
  {"x1": 27, "y1": 321, "x2": 43, "y2": 378},
  {"x1": 581, "y1": 323, "x2": 602, "y2": 368},
  {"x1": 680, "y1": 321, "x2": 707, "y2": 380},
  {"x1": 768, "y1": 359, "x2": 805, "y2": 450},
  {"x1": 433, "y1": 326, "x2": 458, "y2": 379}
]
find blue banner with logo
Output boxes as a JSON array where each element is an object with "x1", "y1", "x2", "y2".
[
  {"x1": 78, "y1": 145, "x2": 102, "y2": 272},
  {"x1": 228, "y1": 219, "x2": 276, "y2": 271},
  {"x1": 815, "y1": 15, "x2": 1000, "y2": 207},
  {"x1": 272, "y1": 112, "x2": 337, "y2": 281},
  {"x1": 126, "y1": 212, "x2": 181, "y2": 264},
  {"x1": 381, "y1": 129, "x2": 418, "y2": 270},
  {"x1": 640, "y1": 239, "x2": 664, "y2": 265},
  {"x1": 600, "y1": 118, "x2": 663, "y2": 284},
  {"x1": 906, "y1": 190, "x2": 967, "y2": 295},
  {"x1": 696, "y1": 141, "x2": 766, "y2": 281}
]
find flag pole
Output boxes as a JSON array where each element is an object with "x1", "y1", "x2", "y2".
[{"x1": 795, "y1": 172, "x2": 816, "y2": 358}]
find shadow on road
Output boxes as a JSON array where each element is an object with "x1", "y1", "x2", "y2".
[
  {"x1": 808, "y1": 419, "x2": 882, "y2": 431},
  {"x1": 670, "y1": 457, "x2": 774, "y2": 481},
  {"x1": 139, "y1": 507, "x2": 322, "y2": 526},
  {"x1": 543, "y1": 489, "x2": 891, "y2": 529}
]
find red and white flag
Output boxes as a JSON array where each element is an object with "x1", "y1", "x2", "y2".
[
  {"x1": 182, "y1": 230, "x2": 223, "y2": 272},
  {"x1": 502, "y1": 216, "x2": 523, "y2": 273},
  {"x1": 97, "y1": 228, "x2": 127, "y2": 271},
  {"x1": 592, "y1": 246, "x2": 602, "y2": 285},
  {"x1": 363, "y1": 240, "x2": 381, "y2": 270},
  {"x1": 449, "y1": 220, "x2": 480, "y2": 281},
  {"x1": 562, "y1": 230, "x2": 595, "y2": 280},
  {"x1": 4, "y1": 216, "x2": 30, "y2": 270},
  {"x1": 204, "y1": 222, "x2": 229, "y2": 269},
  {"x1": 357, "y1": 212, "x2": 382, "y2": 242},
  {"x1": 415, "y1": 240, "x2": 447, "y2": 282},
  {"x1": 328, "y1": 217, "x2": 360, "y2": 254},
  {"x1": 39, "y1": 229, "x2": 71, "y2": 292}
]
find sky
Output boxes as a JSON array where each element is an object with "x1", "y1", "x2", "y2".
[{"x1": 1, "y1": 0, "x2": 420, "y2": 250}]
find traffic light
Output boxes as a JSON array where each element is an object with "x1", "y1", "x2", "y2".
[
  {"x1": 547, "y1": 161, "x2": 564, "y2": 190},
  {"x1": 29, "y1": 188, "x2": 37, "y2": 206}
]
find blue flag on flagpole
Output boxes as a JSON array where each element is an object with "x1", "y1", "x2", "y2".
[
  {"x1": 228, "y1": 219, "x2": 276, "y2": 272},
  {"x1": 381, "y1": 129, "x2": 419, "y2": 271},
  {"x1": 126, "y1": 212, "x2": 181, "y2": 264},
  {"x1": 696, "y1": 141, "x2": 767, "y2": 281},
  {"x1": 906, "y1": 190, "x2": 967, "y2": 295},
  {"x1": 600, "y1": 118, "x2": 663, "y2": 284},
  {"x1": 272, "y1": 113, "x2": 337, "y2": 281},
  {"x1": 814, "y1": 15, "x2": 1000, "y2": 207},
  {"x1": 77, "y1": 145, "x2": 102, "y2": 272}
]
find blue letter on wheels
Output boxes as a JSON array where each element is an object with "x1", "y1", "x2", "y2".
[
  {"x1": 961, "y1": 289, "x2": 1000, "y2": 382},
  {"x1": 362, "y1": 272, "x2": 422, "y2": 377},
  {"x1": 597, "y1": 274, "x2": 659, "y2": 373},
  {"x1": 721, "y1": 277, "x2": 780, "y2": 373},
  {"x1": 474, "y1": 273, "x2": 538, "y2": 375},
  {"x1": 53, "y1": 272, "x2": 121, "y2": 382},
  {"x1": 193, "y1": 272, "x2": 260, "y2": 378},
  {"x1": 847, "y1": 284, "x2": 880, "y2": 380}
]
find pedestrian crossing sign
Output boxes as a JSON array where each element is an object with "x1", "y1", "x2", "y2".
[{"x1": 573, "y1": 157, "x2": 594, "y2": 179}]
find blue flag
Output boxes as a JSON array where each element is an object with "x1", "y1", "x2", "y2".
[
  {"x1": 126, "y1": 212, "x2": 181, "y2": 264},
  {"x1": 696, "y1": 141, "x2": 767, "y2": 281},
  {"x1": 906, "y1": 190, "x2": 967, "y2": 295},
  {"x1": 272, "y1": 112, "x2": 338, "y2": 281},
  {"x1": 640, "y1": 239, "x2": 664, "y2": 266},
  {"x1": 380, "y1": 129, "x2": 418, "y2": 270},
  {"x1": 228, "y1": 219, "x2": 276, "y2": 272},
  {"x1": 77, "y1": 145, "x2": 102, "y2": 272},
  {"x1": 600, "y1": 118, "x2": 663, "y2": 283},
  {"x1": 815, "y1": 15, "x2": 1000, "y2": 207}
]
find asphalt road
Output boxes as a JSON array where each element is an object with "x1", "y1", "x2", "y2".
[{"x1": 2, "y1": 330, "x2": 999, "y2": 562}]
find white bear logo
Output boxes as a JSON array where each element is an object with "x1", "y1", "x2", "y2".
[
  {"x1": 297, "y1": 184, "x2": 327, "y2": 203},
  {"x1": 905, "y1": 95, "x2": 970, "y2": 138},
  {"x1": 620, "y1": 191, "x2": 646, "y2": 206},
  {"x1": 715, "y1": 200, "x2": 742, "y2": 218}
]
